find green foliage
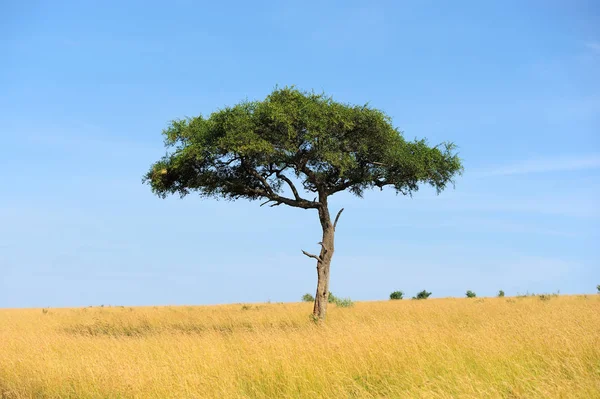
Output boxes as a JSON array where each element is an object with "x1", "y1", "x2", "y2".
[
  {"x1": 517, "y1": 291, "x2": 560, "y2": 300},
  {"x1": 334, "y1": 298, "x2": 355, "y2": 308},
  {"x1": 389, "y1": 291, "x2": 404, "y2": 300},
  {"x1": 516, "y1": 292, "x2": 532, "y2": 298},
  {"x1": 321, "y1": 292, "x2": 353, "y2": 307},
  {"x1": 466, "y1": 290, "x2": 476, "y2": 298},
  {"x1": 538, "y1": 292, "x2": 560, "y2": 301},
  {"x1": 498, "y1": 290, "x2": 505, "y2": 297},
  {"x1": 412, "y1": 290, "x2": 432, "y2": 300},
  {"x1": 144, "y1": 87, "x2": 463, "y2": 206},
  {"x1": 597, "y1": 285, "x2": 599, "y2": 293},
  {"x1": 302, "y1": 293, "x2": 315, "y2": 302},
  {"x1": 328, "y1": 292, "x2": 337, "y2": 303}
]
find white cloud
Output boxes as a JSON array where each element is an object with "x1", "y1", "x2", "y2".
[{"x1": 474, "y1": 154, "x2": 600, "y2": 177}]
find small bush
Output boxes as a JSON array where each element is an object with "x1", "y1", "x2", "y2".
[
  {"x1": 412, "y1": 290, "x2": 432, "y2": 300},
  {"x1": 597, "y1": 284, "x2": 599, "y2": 294},
  {"x1": 538, "y1": 291, "x2": 559, "y2": 301},
  {"x1": 302, "y1": 293, "x2": 315, "y2": 302},
  {"x1": 334, "y1": 297, "x2": 354, "y2": 308},
  {"x1": 498, "y1": 290, "x2": 505, "y2": 297},
  {"x1": 390, "y1": 291, "x2": 404, "y2": 300},
  {"x1": 328, "y1": 292, "x2": 337, "y2": 303},
  {"x1": 516, "y1": 292, "x2": 533, "y2": 298},
  {"x1": 466, "y1": 290, "x2": 476, "y2": 298}
]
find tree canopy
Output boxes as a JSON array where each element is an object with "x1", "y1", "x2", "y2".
[
  {"x1": 144, "y1": 87, "x2": 462, "y2": 208},
  {"x1": 145, "y1": 86, "x2": 463, "y2": 320}
]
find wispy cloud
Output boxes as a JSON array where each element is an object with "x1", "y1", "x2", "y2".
[{"x1": 474, "y1": 154, "x2": 600, "y2": 177}]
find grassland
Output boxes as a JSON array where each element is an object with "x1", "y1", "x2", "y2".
[{"x1": 1, "y1": 296, "x2": 598, "y2": 398}]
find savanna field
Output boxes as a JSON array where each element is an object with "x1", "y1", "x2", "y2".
[{"x1": 1, "y1": 296, "x2": 599, "y2": 398}]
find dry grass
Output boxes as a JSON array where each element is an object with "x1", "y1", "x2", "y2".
[{"x1": 1, "y1": 296, "x2": 599, "y2": 398}]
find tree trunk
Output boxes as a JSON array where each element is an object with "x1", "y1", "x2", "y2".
[{"x1": 313, "y1": 206, "x2": 335, "y2": 320}]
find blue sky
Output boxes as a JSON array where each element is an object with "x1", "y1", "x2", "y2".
[{"x1": 1, "y1": 1, "x2": 598, "y2": 308}]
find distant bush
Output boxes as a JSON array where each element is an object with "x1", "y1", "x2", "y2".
[
  {"x1": 328, "y1": 292, "x2": 337, "y2": 303},
  {"x1": 302, "y1": 293, "x2": 315, "y2": 302},
  {"x1": 390, "y1": 291, "x2": 404, "y2": 300},
  {"x1": 538, "y1": 291, "x2": 559, "y2": 301},
  {"x1": 334, "y1": 297, "x2": 354, "y2": 308},
  {"x1": 597, "y1": 284, "x2": 599, "y2": 294},
  {"x1": 498, "y1": 290, "x2": 505, "y2": 297},
  {"x1": 466, "y1": 290, "x2": 476, "y2": 298},
  {"x1": 516, "y1": 292, "x2": 533, "y2": 298},
  {"x1": 412, "y1": 290, "x2": 432, "y2": 300}
]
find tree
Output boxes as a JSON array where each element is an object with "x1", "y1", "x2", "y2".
[
  {"x1": 144, "y1": 87, "x2": 462, "y2": 320},
  {"x1": 466, "y1": 290, "x2": 476, "y2": 298},
  {"x1": 390, "y1": 291, "x2": 404, "y2": 300},
  {"x1": 302, "y1": 293, "x2": 315, "y2": 302},
  {"x1": 498, "y1": 290, "x2": 505, "y2": 297},
  {"x1": 412, "y1": 290, "x2": 432, "y2": 300}
]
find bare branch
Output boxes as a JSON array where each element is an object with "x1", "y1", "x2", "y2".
[
  {"x1": 327, "y1": 180, "x2": 353, "y2": 195},
  {"x1": 317, "y1": 241, "x2": 329, "y2": 253},
  {"x1": 301, "y1": 250, "x2": 322, "y2": 262},
  {"x1": 243, "y1": 162, "x2": 275, "y2": 196},
  {"x1": 333, "y1": 208, "x2": 344, "y2": 231},
  {"x1": 260, "y1": 199, "x2": 281, "y2": 207},
  {"x1": 243, "y1": 164, "x2": 321, "y2": 210},
  {"x1": 275, "y1": 171, "x2": 302, "y2": 201}
]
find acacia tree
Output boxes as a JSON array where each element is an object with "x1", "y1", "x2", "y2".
[{"x1": 144, "y1": 87, "x2": 462, "y2": 320}]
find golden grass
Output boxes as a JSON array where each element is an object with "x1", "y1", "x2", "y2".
[{"x1": 1, "y1": 296, "x2": 599, "y2": 398}]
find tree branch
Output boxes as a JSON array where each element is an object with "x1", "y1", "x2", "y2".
[
  {"x1": 301, "y1": 250, "x2": 322, "y2": 262},
  {"x1": 260, "y1": 199, "x2": 283, "y2": 207},
  {"x1": 296, "y1": 154, "x2": 320, "y2": 191},
  {"x1": 275, "y1": 170, "x2": 302, "y2": 201},
  {"x1": 317, "y1": 241, "x2": 329, "y2": 253},
  {"x1": 333, "y1": 208, "x2": 344, "y2": 231},
  {"x1": 328, "y1": 180, "x2": 353, "y2": 195},
  {"x1": 242, "y1": 163, "x2": 320, "y2": 209},
  {"x1": 243, "y1": 162, "x2": 275, "y2": 196}
]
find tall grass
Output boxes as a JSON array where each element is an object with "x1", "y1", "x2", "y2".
[{"x1": 1, "y1": 296, "x2": 598, "y2": 398}]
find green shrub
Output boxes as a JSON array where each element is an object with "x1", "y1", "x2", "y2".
[
  {"x1": 516, "y1": 292, "x2": 533, "y2": 298},
  {"x1": 597, "y1": 284, "x2": 599, "y2": 294},
  {"x1": 302, "y1": 293, "x2": 315, "y2": 302},
  {"x1": 328, "y1": 292, "x2": 337, "y2": 303},
  {"x1": 390, "y1": 291, "x2": 404, "y2": 300},
  {"x1": 334, "y1": 297, "x2": 354, "y2": 307},
  {"x1": 498, "y1": 290, "x2": 505, "y2": 297},
  {"x1": 466, "y1": 290, "x2": 476, "y2": 298},
  {"x1": 412, "y1": 290, "x2": 432, "y2": 300},
  {"x1": 538, "y1": 291, "x2": 559, "y2": 301}
]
